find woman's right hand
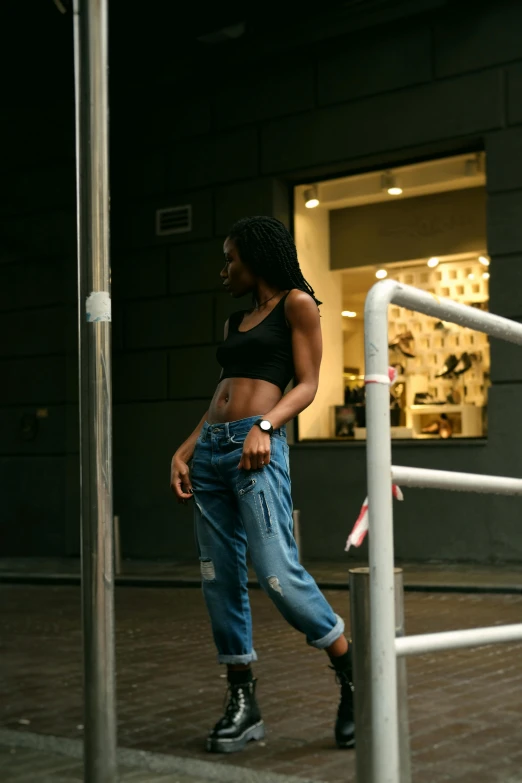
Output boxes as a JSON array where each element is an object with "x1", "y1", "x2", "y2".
[{"x1": 170, "y1": 454, "x2": 194, "y2": 505}]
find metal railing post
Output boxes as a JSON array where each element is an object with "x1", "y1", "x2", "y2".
[
  {"x1": 292, "y1": 509, "x2": 301, "y2": 561},
  {"x1": 364, "y1": 282, "x2": 401, "y2": 783},
  {"x1": 114, "y1": 516, "x2": 122, "y2": 576},
  {"x1": 73, "y1": 0, "x2": 117, "y2": 780},
  {"x1": 361, "y1": 279, "x2": 522, "y2": 780},
  {"x1": 350, "y1": 568, "x2": 411, "y2": 783}
]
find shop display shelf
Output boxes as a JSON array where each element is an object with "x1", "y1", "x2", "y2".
[{"x1": 410, "y1": 403, "x2": 483, "y2": 438}]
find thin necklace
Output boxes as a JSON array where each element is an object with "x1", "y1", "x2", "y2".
[{"x1": 254, "y1": 291, "x2": 279, "y2": 310}]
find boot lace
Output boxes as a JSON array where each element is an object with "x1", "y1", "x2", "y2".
[
  {"x1": 223, "y1": 683, "x2": 248, "y2": 720},
  {"x1": 330, "y1": 666, "x2": 354, "y2": 721},
  {"x1": 329, "y1": 665, "x2": 354, "y2": 694}
]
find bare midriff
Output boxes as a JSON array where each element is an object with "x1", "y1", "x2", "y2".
[{"x1": 207, "y1": 377, "x2": 283, "y2": 424}]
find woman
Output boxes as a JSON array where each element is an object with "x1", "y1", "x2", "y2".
[{"x1": 170, "y1": 216, "x2": 354, "y2": 753}]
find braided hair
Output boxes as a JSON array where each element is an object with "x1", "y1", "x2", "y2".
[{"x1": 228, "y1": 216, "x2": 322, "y2": 306}]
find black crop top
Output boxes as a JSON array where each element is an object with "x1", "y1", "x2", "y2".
[{"x1": 216, "y1": 293, "x2": 294, "y2": 393}]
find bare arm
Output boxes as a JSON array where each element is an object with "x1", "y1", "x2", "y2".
[
  {"x1": 217, "y1": 317, "x2": 230, "y2": 382},
  {"x1": 175, "y1": 317, "x2": 229, "y2": 462},
  {"x1": 264, "y1": 289, "x2": 321, "y2": 429},
  {"x1": 170, "y1": 409, "x2": 208, "y2": 502},
  {"x1": 171, "y1": 319, "x2": 229, "y2": 500},
  {"x1": 174, "y1": 409, "x2": 209, "y2": 463}
]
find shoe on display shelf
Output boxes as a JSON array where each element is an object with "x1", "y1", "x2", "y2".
[{"x1": 435, "y1": 354, "x2": 460, "y2": 378}]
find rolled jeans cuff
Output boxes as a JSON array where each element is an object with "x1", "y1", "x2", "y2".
[
  {"x1": 217, "y1": 650, "x2": 258, "y2": 665},
  {"x1": 307, "y1": 614, "x2": 345, "y2": 650}
]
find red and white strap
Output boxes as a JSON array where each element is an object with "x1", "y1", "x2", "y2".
[{"x1": 345, "y1": 485, "x2": 404, "y2": 551}]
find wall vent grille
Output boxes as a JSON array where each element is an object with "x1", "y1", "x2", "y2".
[{"x1": 156, "y1": 205, "x2": 192, "y2": 236}]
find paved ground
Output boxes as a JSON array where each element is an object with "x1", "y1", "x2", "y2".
[
  {"x1": 2, "y1": 557, "x2": 522, "y2": 592},
  {"x1": 1, "y1": 585, "x2": 522, "y2": 783},
  {"x1": 0, "y1": 738, "x2": 215, "y2": 783}
]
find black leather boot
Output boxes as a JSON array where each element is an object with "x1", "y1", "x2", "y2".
[
  {"x1": 330, "y1": 651, "x2": 355, "y2": 749},
  {"x1": 207, "y1": 679, "x2": 265, "y2": 753}
]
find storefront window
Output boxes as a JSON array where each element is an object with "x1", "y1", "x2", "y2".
[
  {"x1": 338, "y1": 255, "x2": 490, "y2": 440},
  {"x1": 294, "y1": 152, "x2": 488, "y2": 441}
]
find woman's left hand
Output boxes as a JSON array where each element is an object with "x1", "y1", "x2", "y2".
[{"x1": 238, "y1": 427, "x2": 271, "y2": 471}]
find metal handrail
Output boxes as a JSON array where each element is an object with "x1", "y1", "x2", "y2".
[
  {"x1": 395, "y1": 623, "x2": 522, "y2": 657},
  {"x1": 391, "y1": 465, "x2": 522, "y2": 495},
  {"x1": 364, "y1": 280, "x2": 522, "y2": 783}
]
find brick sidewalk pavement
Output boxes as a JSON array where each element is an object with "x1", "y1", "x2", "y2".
[
  {"x1": 0, "y1": 739, "x2": 214, "y2": 783},
  {"x1": 1, "y1": 585, "x2": 522, "y2": 783},
  {"x1": 2, "y1": 557, "x2": 522, "y2": 592}
]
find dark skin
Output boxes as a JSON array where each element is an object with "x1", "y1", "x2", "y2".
[{"x1": 169, "y1": 237, "x2": 348, "y2": 660}]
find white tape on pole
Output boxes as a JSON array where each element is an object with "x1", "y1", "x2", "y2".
[
  {"x1": 86, "y1": 291, "x2": 111, "y2": 322},
  {"x1": 365, "y1": 374, "x2": 391, "y2": 385}
]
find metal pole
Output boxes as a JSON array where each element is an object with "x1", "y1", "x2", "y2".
[
  {"x1": 350, "y1": 568, "x2": 411, "y2": 783},
  {"x1": 114, "y1": 516, "x2": 122, "y2": 576},
  {"x1": 396, "y1": 623, "x2": 522, "y2": 657},
  {"x1": 73, "y1": 1, "x2": 117, "y2": 781},
  {"x1": 360, "y1": 279, "x2": 522, "y2": 782},
  {"x1": 390, "y1": 280, "x2": 522, "y2": 345},
  {"x1": 391, "y1": 465, "x2": 522, "y2": 496},
  {"x1": 292, "y1": 509, "x2": 301, "y2": 561},
  {"x1": 364, "y1": 281, "x2": 400, "y2": 783}
]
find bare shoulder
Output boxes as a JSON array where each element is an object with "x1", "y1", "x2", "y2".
[{"x1": 284, "y1": 289, "x2": 320, "y2": 327}]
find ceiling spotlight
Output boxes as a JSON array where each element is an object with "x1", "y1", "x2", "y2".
[
  {"x1": 342, "y1": 310, "x2": 357, "y2": 318},
  {"x1": 381, "y1": 170, "x2": 403, "y2": 196},
  {"x1": 304, "y1": 186, "x2": 319, "y2": 209},
  {"x1": 427, "y1": 257, "x2": 439, "y2": 268},
  {"x1": 482, "y1": 272, "x2": 490, "y2": 280},
  {"x1": 479, "y1": 256, "x2": 490, "y2": 266},
  {"x1": 375, "y1": 269, "x2": 388, "y2": 280}
]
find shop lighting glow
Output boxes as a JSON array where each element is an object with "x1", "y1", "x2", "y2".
[
  {"x1": 381, "y1": 170, "x2": 402, "y2": 196},
  {"x1": 468, "y1": 273, "x2": 475, "y2": 280},
  {"x1": 479, "y1": 256, "x2": 490, "y2": 266},
  {"x1": 375, "y1": 269, "x2": 388, "y2": 279},
  {"x1": 427, "y1": 257, "x2": 439, "y2": 268},
  {"x1": 482, "y1": 272, "x2": 490, "y2": 280},
  {"x1": 342, "y1": 310, "x2": 357, "y2": 318},
  {"x1": 304, "y1": 187, "x2": 319, "y2": 209}
]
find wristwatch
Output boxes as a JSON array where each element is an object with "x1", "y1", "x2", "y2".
[{"x1": 255, "y1": 419, "x2": 274, "y2": 436}]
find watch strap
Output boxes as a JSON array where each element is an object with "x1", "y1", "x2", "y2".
[{"x1": 255, "y1": 418, "x2": 274, "y2": 435}]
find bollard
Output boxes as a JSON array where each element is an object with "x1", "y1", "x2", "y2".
[
  {"x1": 114, "y1": 515, "x2": 122, "y2": 576},
  {"x1": 349, "y1": 567, "x2": 411, "y2": 783},
  {"x1": 292, "y1": 509, "x2": 301, "y2": 561}
]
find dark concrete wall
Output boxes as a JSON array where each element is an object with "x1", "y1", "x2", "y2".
[{"x1": 3, "y1": 0, "x2": 522, "y2": 562}]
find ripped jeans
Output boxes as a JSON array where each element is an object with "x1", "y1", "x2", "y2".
[{"x1": 191, "y1": 415, "x2": 344, "y2": 664}]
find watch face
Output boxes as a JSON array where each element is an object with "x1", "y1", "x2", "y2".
[{"x1": 260, "y1": 420, "x2": 271, "y2": 431}]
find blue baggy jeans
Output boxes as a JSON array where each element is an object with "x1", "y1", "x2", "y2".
[{"x1": 191, "y1": 415, "x2": 344, "y2": 664}]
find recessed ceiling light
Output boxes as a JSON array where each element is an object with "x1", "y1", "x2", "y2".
[
  {"x1": 479, "y1": 256, "x2": 490, "y2": 267},
  {"x1": 304, "y1": 186, "x2": 319, "y2": 209},
  {"x1": 375, "y1": 269, "x2": 388, "y2": 280},
  {"x1": 381, "y1": 170, "x2": 402, "y2": 196},
  {"x1": 342, "y1": 310, "x2": 357, "y2": 318},
  {"x1": 482, "y1": 272, "x2": 490, "y2": 280},
  {"x1": 427, "y1": 257, "x2": 439, "y2": 268}
]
